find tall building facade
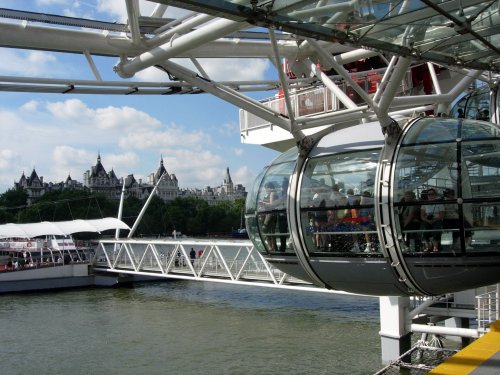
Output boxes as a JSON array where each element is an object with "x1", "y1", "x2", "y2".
[
  {"x1": 83, "y1": 153, "x2": 122, "y2": 200},
  {"x1": 15, "y1": 169, "x2": 45, "y2": 206},
  {"x1": 148, "y1": 157, "x2": 179, "y2": 201},
  {"x1": 14, "y1": 156, "x2": 245, "y2": 205}
]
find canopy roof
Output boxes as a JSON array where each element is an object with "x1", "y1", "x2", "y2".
[
  {"x1": 163, "y1": 0, "x2": 500, "y2": 72},
  {"x1": 0, "y1": 218, "x2": 130, "y2": 239}
]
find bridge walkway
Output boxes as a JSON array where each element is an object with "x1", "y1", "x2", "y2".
[{"x1": 91, "y1": 238, "x2": 346, "y2": 293}]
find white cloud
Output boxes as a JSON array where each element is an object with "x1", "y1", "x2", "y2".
[
  {"x1": 46, "y1": 99, "x2": 161, "y2": 131},
  {"x1": 105, "y1": 152, "x2": 140, "y2": 171},
  {"x1": 135, "y1": 58, "x2": 269, "y2": 83},
  {"x1": 233, "y1": 165, "x2": 255, "y2": 189},
  {"x1": 135, "y1": 67, "x2": 171, "y2": 82},
  {"x1": 20, "y1": 100, "x2": 40, "y2": 112},
  {"x1": 0, "y1": 150, "x2": 18, "y2": 170},
  {"x1": 96, "y1": 0, "x2": 158, "y2": 22},
  {"x1": 118, "y1": 125, "x2": 212, "y2": 151},
  {"x1": 51, "y1": 146, "x2": 95, "y2": 181},
  {"x1": 96, "y1": 0, "x2": 127, "y2": 22},
  {"x1": 0, "y1": 49, "x2": 61, "y2": 77},
  {"x1": 35, "y1": 0, "x2": 68, "y2": 5},
  {"x1": 46, "y1": 99, "x2": 92, "y2": 122},
  {"x1": 201, "y1": 58, "x2": 269, "y2": 81},
  {"x1": 163, "y1": 149, "x2": 227, "y2": 188},
  {"x1": 218, "y1": 122, "x2": 239, "y2": 137},
  {"x1": 94, "y1": 106, "x2": 161, "y2": 131},
  {"x1": 0, "y1": 98, "x2": 245, "y2": 192}
]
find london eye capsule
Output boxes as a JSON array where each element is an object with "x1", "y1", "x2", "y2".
[{"x1": 246, "y1": 117, "x2": 500, "y2": 296}]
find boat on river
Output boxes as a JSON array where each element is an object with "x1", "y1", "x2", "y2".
[{"x1": 0, "y1": 218, "x2": 131, "y2": 293}]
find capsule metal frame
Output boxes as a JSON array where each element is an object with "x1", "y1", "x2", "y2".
[{"x1": 246, "y1": 117, "x2": 500, "y2": 296}]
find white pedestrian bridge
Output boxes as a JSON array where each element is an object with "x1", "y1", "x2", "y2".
[{"x1": 93, "y1": 237, "x2": 327, "y2": 292}]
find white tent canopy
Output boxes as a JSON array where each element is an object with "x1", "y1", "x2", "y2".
[{"x1": 0, "y1": 218, "x2": 130, "y2": 239}]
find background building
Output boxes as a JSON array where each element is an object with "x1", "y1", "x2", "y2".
[{"x1": 14, "y1": 155, "x2": 245, "y2": 205}]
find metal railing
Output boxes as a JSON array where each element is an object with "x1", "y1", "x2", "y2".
[
  {"x1": 477, "y1": 284, "x2": 500, "y2": 332},
  {"x1": 240, "y1": 69, "x2": 412, "y2": 132},
  {"x1": 91, "y1": 238, "x2": 323, "y2": 290}
]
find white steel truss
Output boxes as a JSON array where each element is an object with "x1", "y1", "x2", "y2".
[
  {"x1": 0, "y1": 2, "x2": 497, "y2": 146},
  {"x1": 93, "y1": 238, "x2": 343, "y2": 292}
]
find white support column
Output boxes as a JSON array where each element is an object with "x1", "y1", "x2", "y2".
[
  {"x1": 189, "y1": 57, "x2": 210, "y2": 79},
  {"x1": 125, "y1": 0, "x2": 142, "y2": 45},
  {"x1": 373, "y1": 56, "x2": 397, "y2": 103},
  {"x1": 307, "y1": 39, "x2": 377, "y2": 111},
  {"x1": 377, "y1": 57, "x2": 412, "y2": 125},
  {"x1": 379, "y1": 296, "x2": 412, "y2": 363},
  {"x1": 150, "y1": 3, "x2": 167, "y2": 18},
  {"x1": 307, "y1": 58, "x2": 358, "y2": 110},
  {"x1": 83, "y1": 50, "x2": 102, "y2": 81},
  {"x1": 146, "y1": 13, "x2": 214, "y2": 47},
  {"x1": 128, "y1": 173, "x2": 165, "y2": 238}
]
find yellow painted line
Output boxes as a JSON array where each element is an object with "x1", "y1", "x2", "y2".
[{"x1": 429, "y1": 321, "x2": 500, "y2": 375}]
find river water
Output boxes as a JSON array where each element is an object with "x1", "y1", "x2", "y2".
[{"x1": 0, "y1": 281, "x2": 382, "y2": 374}]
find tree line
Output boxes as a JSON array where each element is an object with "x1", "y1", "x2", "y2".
[{"x1": 0, "y1": 188, "x2": 246, "y2": 238}]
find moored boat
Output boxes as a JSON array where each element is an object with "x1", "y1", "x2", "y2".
[{"x1": 0, "y1": 218, "x2": 131, "y2": 293}]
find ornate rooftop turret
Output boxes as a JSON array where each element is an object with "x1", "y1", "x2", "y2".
[
  {"x1": 109, "y1": 169, "x2": 118, "y2": 181},
  {"x1": 91, "y1": 153, "x2": 107, "y2": 177},
  {"x1": 29, "y1": 168, "x2": 43, "y2": 186},
  {"x1": 154, "y1": 156, "x2": 169, "y2": 183},
  {"x1": 18, "y1": 171, "x2": 27, "y2": 185},
  {"x1": 222, "y1": 167, "x2": 233, "y2": 195}
]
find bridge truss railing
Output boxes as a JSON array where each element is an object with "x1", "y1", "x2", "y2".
[
  {"x1": 477, "y1": 284, "x2": 500, "y2": 333},
  {"x1": 92, "y1": 238, "x2": 319, "y2": 290}
]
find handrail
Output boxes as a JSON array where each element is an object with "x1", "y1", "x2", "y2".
[{"x1": 476, "y1": 284, "x2": 500, "y2": 333}]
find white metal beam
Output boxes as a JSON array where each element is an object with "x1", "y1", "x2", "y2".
[
  {"x1": 0, "y1": 21, "x2": 292, "y2": 59},
  {"x1": 114, "y1": 18, "x2": 249, "y2": 78},
  {"x1": 125, "y1": 0, "x2": 142, "y2": 45},
  {"x1": 158, "y1": 60, "x2": 292, "y2": 131}
]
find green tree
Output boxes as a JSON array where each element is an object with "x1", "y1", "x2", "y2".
[
  {"x1": 132, "y1": 195, "x2": 167, "y2": 236},
  {"x1": 0, "y1": 188, "x2": 28, "y2": 223},
  {"x1": 0, "y1": 187, "x2": 247, "y2": 237}
]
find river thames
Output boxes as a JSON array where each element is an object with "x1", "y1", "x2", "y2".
[{"x1": 0, "y1": 281, "x2": 382, "y2": 374}]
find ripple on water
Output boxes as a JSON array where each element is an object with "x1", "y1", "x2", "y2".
[{"x1": 0, "y1": 281, "x2": 382, "y2": 375}]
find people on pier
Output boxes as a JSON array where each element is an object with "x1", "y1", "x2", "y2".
[{"x1": 190, "y1": 248, "x2": 196, "y2": 265}]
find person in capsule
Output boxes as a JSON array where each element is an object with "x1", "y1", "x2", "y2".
[
  {"x1": 260, "y1": 181, "x2": 279, "y2": 251},
  {"x1": 420, "y1": 188, "x2": 445, "y2": 252}
]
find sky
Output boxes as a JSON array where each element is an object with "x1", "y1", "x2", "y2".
[{"x1": 0, "y1": 0, "x2": 281, "y2": 193}]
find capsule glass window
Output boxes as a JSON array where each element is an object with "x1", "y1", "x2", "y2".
[{"x1": 299, "y1": 150, "x2": 380, "y2": 255}]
